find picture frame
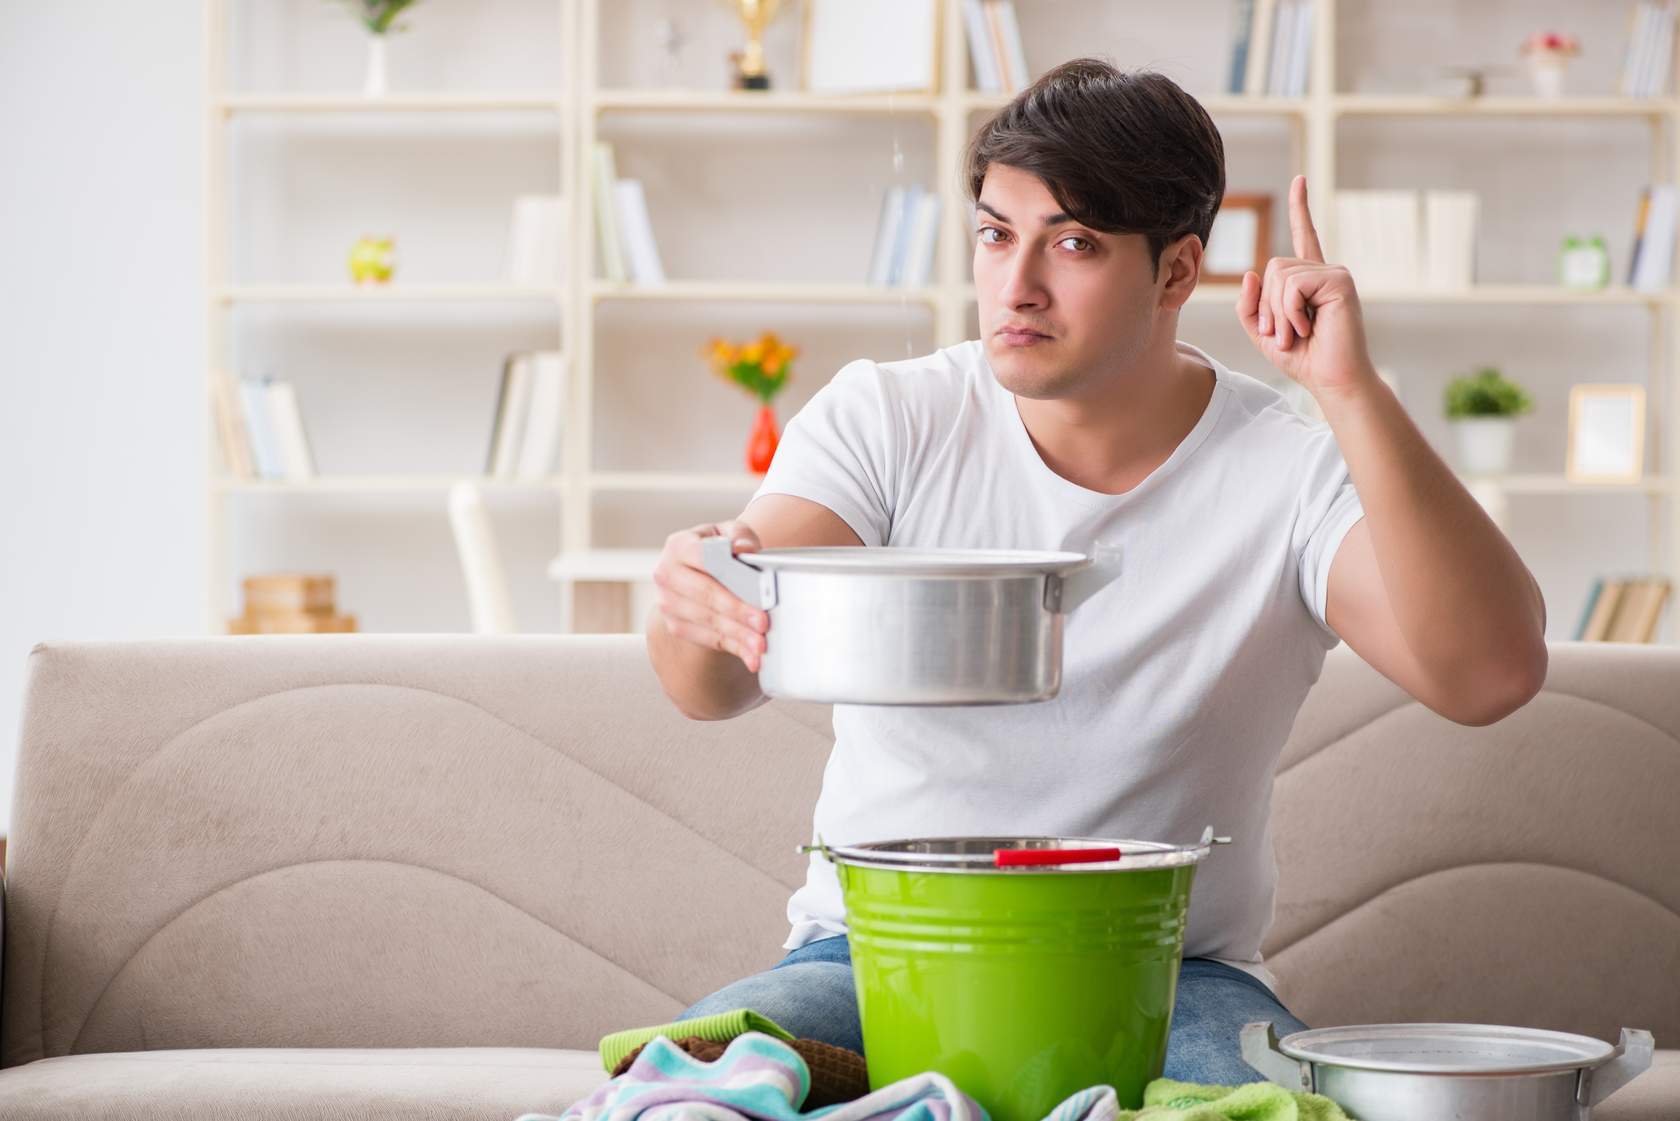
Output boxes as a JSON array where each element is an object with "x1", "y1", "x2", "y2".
[
  {"x1": 1202, "y1": 193, "x2": 1272, "y2": 283},
  {"x1": 801, "y1": 0, "x2": 940, "y2": 96},
  {"x1": 1566, "y1": 384, "x2": 1646, "y2": 484}
]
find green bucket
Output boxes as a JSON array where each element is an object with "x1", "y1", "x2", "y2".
[{"x1": 812, "y1": 831, "x2": 1227, "y2": 1120}]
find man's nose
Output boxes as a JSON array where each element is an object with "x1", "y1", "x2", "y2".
[{"x1": 996, "y1": 250, "x2": 1046, "y2": 308}]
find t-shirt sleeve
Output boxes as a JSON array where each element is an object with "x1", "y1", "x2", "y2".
[
  {"x1": 750, "y1": 358, "x2": 899, "y2": 546},
  {"x1": 1293, "y1": 423, "x2": 1366, "y2": 643}
]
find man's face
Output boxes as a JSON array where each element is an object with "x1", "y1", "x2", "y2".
[{"x1": 973, "y1": 164, "x2": 1167, "y2": 401}]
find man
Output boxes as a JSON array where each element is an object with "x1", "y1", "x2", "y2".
[{"x1": 645, "y1": 59, "x2": 1548, "y2": 1084}]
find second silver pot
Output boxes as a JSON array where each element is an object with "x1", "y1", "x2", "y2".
[{"x1": 701, "y1": 540, "x2": 1121, "y2": 705}]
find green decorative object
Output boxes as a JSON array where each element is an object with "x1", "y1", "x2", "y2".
[
  {"x1": 1444, "y1": 366, "x2": 1533, "y2": 419},
  {"x1": 1558, "y1": 235, "x2": 1610, "y2": 290},
  {"x1": 330, "y1": 0, "x2": 421, "y2": 35}
]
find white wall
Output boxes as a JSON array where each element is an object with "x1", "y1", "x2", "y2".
[
  {"x1": 0, "y1": 1, "x2": 206, "y2": 834},
  {"x1": 0, "y1": 0, "x2": 1670, "y2": 834}
]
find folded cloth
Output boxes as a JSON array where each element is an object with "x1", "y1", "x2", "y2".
[
  {"x1": 1111, "y1": 1077, "x2": 1350, "y2": 1120},
  {"x1": 526, "y1": 1031, "x2": 992, "y2": 1121},
  {"x1": 598, "y1": 1009, "x2": 795, "y2": 1073},
  {"x1": 611, "y1": 1034, "x2": 872, "y2": 1109}
]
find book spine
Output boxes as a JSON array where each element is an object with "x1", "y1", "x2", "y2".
[
  {"x1": 868, "y1": 186, "x2": 907, "y2": 286},
  {"x1": 264, "y1": 381, "x2": 315, "y2": 481},
  {"x1": 515, "y1": 352, "x2": 567, "y2": 480},
  {"x1": 963, "y1": 0, "x2": 1001, "y2": 93},
  {"x1": 592, "y1": 141, "x2": 627, "y2": 283},
  {"x1": 493, "y1": 357, "x2": 535, "y2": 479},
  {"x1": 1245, "y1": 0, "x2": 1278, "y2": 95},
  {"x1": 983, "y1": 0, "x2": 1014, "y2": 93},
  {"x1": 237, "y1": 376, "x2": 283, "y2": 480},
  {"x1": 614, "y1": 178, "x2": 666, "y2": 285},
  {"x1": 997, "y1": 1, "x2": 1030, "y2": 92},
  {"x1": 1228, "y1": 0, "x2": 1255, "y2": 95}
]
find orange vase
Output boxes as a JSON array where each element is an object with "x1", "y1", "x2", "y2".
[{"x1": 746, "y1": 403, "x2": 779, "y2": 474}]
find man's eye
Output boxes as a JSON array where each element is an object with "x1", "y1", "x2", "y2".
[
  {"x1": 978, "y1": 227, "x2": 1005, "y2": 244},
  {"x1": 1060, "y1": 236, "x2": 1093, "y2": 253}
]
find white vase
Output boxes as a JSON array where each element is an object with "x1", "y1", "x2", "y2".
[
  {"x1": 363, "y1": 35, "x2": 388, "y2": 97},
  {"x1": 1527, "y1": 53, "x2": 1566, "y2": 98},
  {"x1": 1453, "y1": 417, "x2": 1518, "y2": 475}
]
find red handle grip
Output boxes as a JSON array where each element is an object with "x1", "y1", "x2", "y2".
[{"x1": 994, "y1": 846, "x2": 1122, "y2": 867}]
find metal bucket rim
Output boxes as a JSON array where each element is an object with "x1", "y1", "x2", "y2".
[
  {"x1": 814, "y1": 834, "x2": 1216, "y2": 872},
  {"x1": 731, "y1": 547, "x2": 1093, "y2": 577}
]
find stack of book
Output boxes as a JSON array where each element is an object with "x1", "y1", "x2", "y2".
[
  {"x1": 211, "y1": 371, "x2": 315, "y2": 482},
  {"x1": 504, "y1": 193, "x2": 566, "y2": 284},
  {"x1": 1331, "y1": 190, "x2": 1478, "y2": 291},
  {"x1": 961, "y1": 0, "x2": 1029, "y2": 95},
  {"x1": 1621, "y1": 1, "x2": 1678, "y2": 97},
  {"x1": 228, "y1": 573, "x2": 357, "y2": 635},
  {"x1": 868, "y1": 185, "x2": 941, "y2": 288},
  {"x1": 1575, "y1": 575, "x2": 1672, "y2": 642},
  {"x1": 592, "y1": 141, "x2": 665, "y2": 285},
  {"x1": 1226, "y1": 0, "x2": 1315, "y2": 96},
  {"x1": 486, "y1": 350, "x2": 567, "y2": 480},
  {"x1": 1627, "y1": 184, "x2": 1679, "y2": 291}
]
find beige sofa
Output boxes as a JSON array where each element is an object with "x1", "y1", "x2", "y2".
[{"x1": 0, "y1": 635, "x2": 1674, "y2": 1119}]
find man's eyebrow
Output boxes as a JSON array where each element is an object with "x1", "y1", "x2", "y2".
[{"x1": 974, "y1": 200, "x2": 1077, "y2": 227}]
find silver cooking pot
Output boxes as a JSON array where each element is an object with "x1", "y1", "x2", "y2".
[
  {"x1": 701, "y1": 539, "x2": 1121, "y2": 704},
  {"x1": 1242, "y1": 1021, "x2": 1654, "y2": 1121}
]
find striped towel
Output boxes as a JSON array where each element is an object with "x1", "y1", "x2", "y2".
[{"x1": 521, "y1": 1031, "x2": 1345, "y2": 1121}]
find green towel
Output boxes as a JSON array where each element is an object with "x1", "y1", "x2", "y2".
[
  {"x1": 1116, "y1": 1077, "x2": 1351, "y2": 1120},
  {"x1": 598, "y1": 1009, "x2": 795, "y2": 1073}
]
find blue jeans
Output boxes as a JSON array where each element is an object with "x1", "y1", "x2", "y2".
[{"x1": 676, "y1": 935, "x2": 1308, "y2": 1087}]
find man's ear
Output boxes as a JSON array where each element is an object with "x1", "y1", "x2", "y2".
[{"x1": 1159, "y1": 234, "x2": 1202, "y2": 310}]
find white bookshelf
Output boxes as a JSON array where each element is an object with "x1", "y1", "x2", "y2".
[{"x1": 204, "y1": 0, "x2": 1680, "y2": 640}]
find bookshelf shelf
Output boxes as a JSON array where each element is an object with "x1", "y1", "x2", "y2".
[
  {"x1": 593, "y1": 89, "x2": 942, "y2": 115},
  {"x1": 204, "y1": 0, "x2": 1680, "y2": 641},
  {"x1": 216, "y1": 284, "x2": 566, "y2": 304},
  {"x1": 590, "y1": 280, "x2": 939, "y2": 305},
  {"x1": 218, "y1": 93, "x2": 567, "y2": 115},
  {"x1": 214, "y1": 475, "x2": 567, "y2": 494}
]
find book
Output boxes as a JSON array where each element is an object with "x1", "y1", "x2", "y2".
[
  {"x1": 1266, "y1": 0, "x2": 1295, "y2": 96},
  {"x1": 1286, "y1": 0, "x2": 1313, "y2": 96},
  {"x1": 228, "y1": 612, "x2": 357, "y2": 635},
  {"x1": 209, "y1": 368, "x2": 254, "y2": 479},
  {"x1": 1632, "y1": 578, "x2": 1673, "y2": 641},
  {"x1": 264, "y1": 381, "x2": 316, "y2": 481},
  {"x1": 900, "y1": 191, "x2": 943, "y2": 288},
  {"x1": 983, "y1": 0, "x2": 1014, "y2": 93},
  {"x1": 237, "y1": 376, "x2": 284, "y2": 480},
  {"x1": 613, "y1": 178, "x2": 666, "y2": 285},
  {"x1": 868, "y1": 186, "x2": 908, "y2": 286},
  {"x1": 1623, "y1": 3, "x2": 1654, "y2": 96},
  {"x1": 963, "y1": 0, "x2": 1002, "y2": 93},
  {"x1": 1606, "y1": 577, "x2": 1675, "y2": 642},
  {"x1": 515, "y1": 351, "x2": 567, "y2": 480},
  {"x1": 1627, "y1": 187, "x2": 1651, "y2": 283},
  {"x1": 1631, "y1": 183, "x2": 1678, "y2": 291},
  {"x1": 505, "y1": 193, "x2": 567, "y2": 284},
  {"x1": 1245, "y1": 0, "x2": 1279, "y2": 95},
  {"x1": 592, "y1": 141, "x2": 627, "y2": 283},
  {"x1": 888, "y1": 184, "x2": 926, "y2": 286},
  {"x1": 447, "y1": 482, "x2": 516, "y2": 634},
  {"x1": 1573, "y1": 578, "x2": 1604, "y2": 641},
  {"x1": 1227, "y1": 0, "x2": 1256, "y2": 94},
  {"x1": 1422, "y1": 190, "x2": 1478, "y2": 290},
  {"x1": 993, "y1": 1, "x2": 1029, "y2": 94},
  {"x1": 1582, "y1": 578, "x2": 1629, "y2": 641},
  {"x1": 489, "y1": 354, "x2": 536, "y2": 479}
]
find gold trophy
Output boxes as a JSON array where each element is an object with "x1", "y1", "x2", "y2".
[{"x1": 721, "y1": 0, "x2": 784, "y2": 91}]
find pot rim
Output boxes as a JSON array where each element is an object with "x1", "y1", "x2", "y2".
[
  {"x1": 811, "y1": 833, "x2": 1220, "y2": 873},
  {"x1": 732, "y1": 546, "x2": 1093, "y2": 577},
  {"x1": 1278, "y1": 1022, "x2": 1616, "y2": 1076}
]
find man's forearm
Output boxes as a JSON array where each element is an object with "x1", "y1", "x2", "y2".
[
  {"x1": 646, "y1": 610, "x2": 767, "y2": 721},
  {"x1": 1315, "y1": 369, "x2": 1548, "y2": 694}
]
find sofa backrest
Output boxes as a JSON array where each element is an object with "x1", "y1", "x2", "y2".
[{"x1": 2, "y1": 636, "x2": 1674, "y2": 1067}]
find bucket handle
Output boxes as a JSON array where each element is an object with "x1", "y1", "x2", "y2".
[
  {"x1": 1578, "y1": 1028, "x2": 1654, "y2": 1108},
  {"x1": 994, "y1": 846, "x2": 1120, "y2": 867}
]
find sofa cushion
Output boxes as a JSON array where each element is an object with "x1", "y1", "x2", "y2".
[
  {"x1": 0, "y1": 1044, "x2": 1672, "y2": 1121},
  {"x1": 0, "y1": 1046, "x2": 610, "y2": 1120}
]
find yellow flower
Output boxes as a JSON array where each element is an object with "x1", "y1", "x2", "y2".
[{"x1": 743, "y1": 342, "x2": 764, "y2": 364}]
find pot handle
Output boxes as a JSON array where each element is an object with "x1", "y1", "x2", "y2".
[
  {"x1": 1240, "y1": 1022, "x2": 1314, "y2": 1092},
  {"x1": 1051, "y1": 542, "x2": 1123, "y2": 614},
  {"x1": 1577, "y1": 1027, "x2": 1654, "y2": 1109},
  {"x1": 701, "y1": 536, "x2": 773, "y2": 609}
]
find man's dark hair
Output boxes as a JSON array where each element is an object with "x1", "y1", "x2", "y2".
[{"x1": 963, "y1": 59, "x2": 1226, "y2": 280}]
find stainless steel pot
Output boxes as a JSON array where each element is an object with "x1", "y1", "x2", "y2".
[
  {"x1": 701, "y1": 540, "x2": 1121, "y2": 704},
  {"x1": 1241, "y1": 1021, "x2": 1654, "y2": 1121}
]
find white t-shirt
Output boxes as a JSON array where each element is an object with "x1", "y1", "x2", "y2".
[{"x1": 752, "y1": 338, "x2": 1366, "y2": 994}]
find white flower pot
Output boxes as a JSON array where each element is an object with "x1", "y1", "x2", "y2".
[
  {"x1": 1527, "y1": 54, "x2": 1567, "y2": 98},
  {"x1": 363, "y1": 35, "x2": 388, "y2": 97},
  {"x1": 1453, "y1": 417, "x2": 1518, "y2": 475}
]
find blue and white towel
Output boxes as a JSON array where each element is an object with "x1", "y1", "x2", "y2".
[{"x1": 519, "y1": 1031, "x2": 1122, "y2": 1121}]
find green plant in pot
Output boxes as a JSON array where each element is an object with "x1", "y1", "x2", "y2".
[
  {"x1": 328, "y1": 0, "x2": 422, "y2": 96},
  {"x1": 1444, "y1": 365, "x2": 1533, "y2": 475}
]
